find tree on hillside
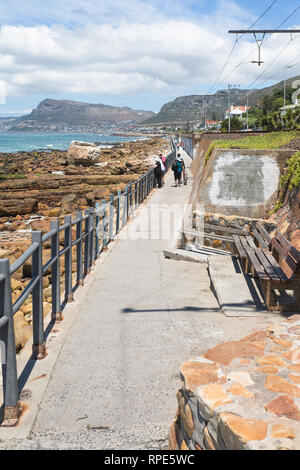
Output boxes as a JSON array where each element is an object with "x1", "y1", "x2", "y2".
[
  {"x1": 273, "y1": 85, "x2": 294, "y2": 104},
  {"x1": 261, "y1": 86, "x2": 294, "y2": 116},
  {"x1": 261, "y1": 94, "x2": 275, "y2": 115},
  {"x1": 221, "y1": 116, "x2": 242, "y2": 132}
]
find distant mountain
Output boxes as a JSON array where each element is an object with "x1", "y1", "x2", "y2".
[
  {"x1": 143, "y1": 89, "x2": 251, "y2": 124},
  {"x1": 7, "y1": 99, "x2": 155, "y2": 131},
  {"x1": 248, "y1": 75, "x2": 300, "y2": 105},
  {"x1": 0, "y1": 117, "x2": 19, "y2": 131},
  {"x1": 143, "y1": 75, "x2": 300, "y2": 124}
]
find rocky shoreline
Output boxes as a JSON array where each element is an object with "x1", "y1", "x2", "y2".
[
  {"x1": 0, "y1": 136, "x2": 169, "y2": 225},
  {"x1": 0, "y1": 136, "x2": 170, "y2": 351}
]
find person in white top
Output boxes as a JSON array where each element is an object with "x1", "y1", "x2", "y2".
[{"x1": 154, "y1": 156, "x2": 165, "y2": 188}]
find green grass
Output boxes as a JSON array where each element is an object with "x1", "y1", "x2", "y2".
[{"x1": 204, "y1": 131, "x2": 300, "y2": 165}]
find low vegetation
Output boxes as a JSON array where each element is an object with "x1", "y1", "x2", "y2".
[
  {"x1": 280, "y1": 151, "x2": 300, "y2": 190},
  {"x1": 204, "y1": 131, "x2": 300, "y2": 165},
  {"x1": 0, "y1": 173, "x2": 25, "y2": 180},
  {"x1": 270, "y1": 151, "x2": 300, "y2": 215}
]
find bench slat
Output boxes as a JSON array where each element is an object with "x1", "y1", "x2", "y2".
[
  {"x1": 272, "y1": 238, "x2": 297, "y2": 276},
  {"x1": 233, "y1": 235, "x2": 247, "y2": 258},
  {"x1": 246, "y1": 235, "x2": 256, "y2": 249},
  {"x1": 275, "y1": 231, "x2": 300, "y2": 264},
  {"x1": 240, "y1": 239, "x2": 269, "y2": 280},
  {"x1": 261, "y1": 248, "x2": 288, "y2": 281},
  {"x1": 204, "y1": 223, "x2": 245, "y2": 235},
  {"x1": 252, "y1": 228, "x2": 269, "y2": 249},
  {"x1": 256, "y1": 222, "x2": 272, "y2": 246},
  {"x1": 254, "y1": 248, "x2": 281, "y2": 282}
]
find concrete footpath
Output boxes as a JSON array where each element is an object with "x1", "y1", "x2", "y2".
[{"x1": 0, "y1": 152, "x2": 282, "y2": 450}]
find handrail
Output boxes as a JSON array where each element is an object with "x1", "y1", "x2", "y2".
[{"x1": 0, "y1": 141, "x2": 176, "y2": 426}]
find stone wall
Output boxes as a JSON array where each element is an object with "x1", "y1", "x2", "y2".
[
  {"x1": 169, "y1": 314, "x2": 300, "y2": 450},
  {"x1": 193, "y1": 212, "x2": 276, "y2": 252}
]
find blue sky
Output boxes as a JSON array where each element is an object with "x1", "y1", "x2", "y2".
[{"x1": 0, "y1": 0, "x2": 299, "y2": 116}]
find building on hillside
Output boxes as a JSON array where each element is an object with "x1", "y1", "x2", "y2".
[
  {"x1": 205, "y1": 120, "x2": 223, "y2": 129},
  {"x1": 225, "y1": 105, "x2": 251, "y2": 119}
]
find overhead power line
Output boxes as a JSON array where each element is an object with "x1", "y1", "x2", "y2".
[
  {"x1": 209, "y1": 4, "x2": 300, "y2": 93},
  {"x1": 247, "y1": 33, "x2": 300, "y2": 89},
  {"x1": 256, "y1": 52, "x2": 300, "y2": 89},
  {"x1": 207, "y1": 0, "x2": 278, "y2": 94}
]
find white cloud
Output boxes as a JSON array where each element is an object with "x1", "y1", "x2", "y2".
[
  {"x1": 0, "y1": 81, "x2": 7, "y2": 104},
  {"x1": 0, "y1": 2, "x2": 299, "y2": 106},
  {"x1": 0, "y1": 0, "x2": 207, "y2": 27},
  {"x1": 0, "y1": 109, "x2": 32, "y2": 115}
]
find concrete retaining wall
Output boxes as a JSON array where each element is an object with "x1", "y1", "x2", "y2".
[
  {"x1": 189, "y1": 135, "x2": 295, "y2": 218},
  {"x1": 196, "y1": 148, "x2": 293, "y2": 218}
]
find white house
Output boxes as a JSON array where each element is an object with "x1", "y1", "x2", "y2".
[{"x1": 225, "y1": 105, "x2": 250, "y2": 119}]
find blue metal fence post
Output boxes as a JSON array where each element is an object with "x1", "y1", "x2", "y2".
[
  {"x1": 76, "y1": 211, "x2": 83, "y2": 285},
  {"x1": 122, "y1": 188, "x2": 127, "y2": 227},
  {"x1": 51, "y1": 220, "x2": 61, "y2": 322},
  {"x1": 146, "y1": 172, "x2": 149, "y2": 196},
  {"x1": 129, "y1": 183, "x2": 132, "y2": 213},
  {"x1": 147, "y1": 171, "x2": 150, "y2": 196},
  {"x1": 149, "y1": 169, "x2": 153, "y2": 191},
  {"x1": 84, "y1": 209, "x2": 90, "y2": 275},
  {"x1": 89, "y1": 207, "x2": 95, "y2": 267},
  {"x1": 142, "y1": 176, "x2": 145, "y2": 201},
  {"x1": 138, "y1": 177, "x2": 142, "y2": 204},
  {"x1": 102, "y1": 200, "x2": 107, "y2": 248},
  {"x1": 95, "y1": 203, "x2": 100, "y2": 259},
  {"x1": 0, "y1": 259, "x2": 20, "y2": 425},
  {"x1": 64, "y1": 215, "x2": 73, "y2": 302},
  {"x1": 126, "y1": 184, "x2": 130, "y2": 219},
  {"x1": 109, "y1": 194, "x2": 114, "y2": 241},
  {"x1": 135, "y1": 181, "x2": 138, "y2": 208},
  {"x1": 31, "y1": 231, "x2": 45, "y2": 359},
  {"x1": 116, "y1": 190, "x2": 121, "y2": 234}
]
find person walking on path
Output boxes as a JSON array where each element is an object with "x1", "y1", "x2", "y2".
[
  {"x1": 172, "y1": 153, "x2": 185, "y2": 187},
  {"x1": 154, "y1": 155, "x2": 165, "y2": 188},
  {"x1": 159, "y1": 153, "x2": 167, "y2": 186}
]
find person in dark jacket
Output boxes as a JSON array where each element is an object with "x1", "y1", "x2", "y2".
[
  {"x1": 172, "y1": 153, "x2": 185, "y2": 186},
  {"x1": 154, "y1": 156, "x2": 164, "y2": 188}
]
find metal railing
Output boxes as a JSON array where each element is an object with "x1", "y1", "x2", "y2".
[{"x1": 0, "y1": 145, "x2": 176, "y2": 425}]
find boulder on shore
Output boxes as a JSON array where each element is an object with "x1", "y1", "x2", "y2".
[{"x1": 67, "y1": 141, "x2": 101, "y2": 166}]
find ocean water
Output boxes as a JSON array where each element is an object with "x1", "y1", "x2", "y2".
[{"x1": 0, "y1": 132, "x2": 145, "y2": 153}]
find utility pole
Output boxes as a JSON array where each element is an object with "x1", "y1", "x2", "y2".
[
  {"x1": 203, "y1": 100, "x2": 207, "y2": 131},
  {"x1": 283, "y1": 64, "x2": 295, "y2": 110},
  {"x1": 228, "y1": 84, "x2": 231, "y2": 132},
  {"x1": 246, "y1": 92, "x2": 249, "y2": 130}
]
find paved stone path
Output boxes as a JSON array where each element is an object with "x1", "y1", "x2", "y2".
[{"x1": 0, "y1": 151, "x2": 281, "y2": 449}]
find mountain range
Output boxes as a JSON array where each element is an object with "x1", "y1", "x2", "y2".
[
  {"x1": 1, "y1": 99, "x2": 155, "y2": 132},
  {"x1": 143, "y1": 75, "x2": 300, "y2": 124},
  {"x1": 1, "y1": 75, "x2": 299, "y2": 131}
]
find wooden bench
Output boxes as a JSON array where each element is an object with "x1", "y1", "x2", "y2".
[
  {"x1": 233, "y1": 224, "x2": 300, "y2": 312},
  {"x1": 233, "y1": 222, "x2": 272, "y2": 269}
]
